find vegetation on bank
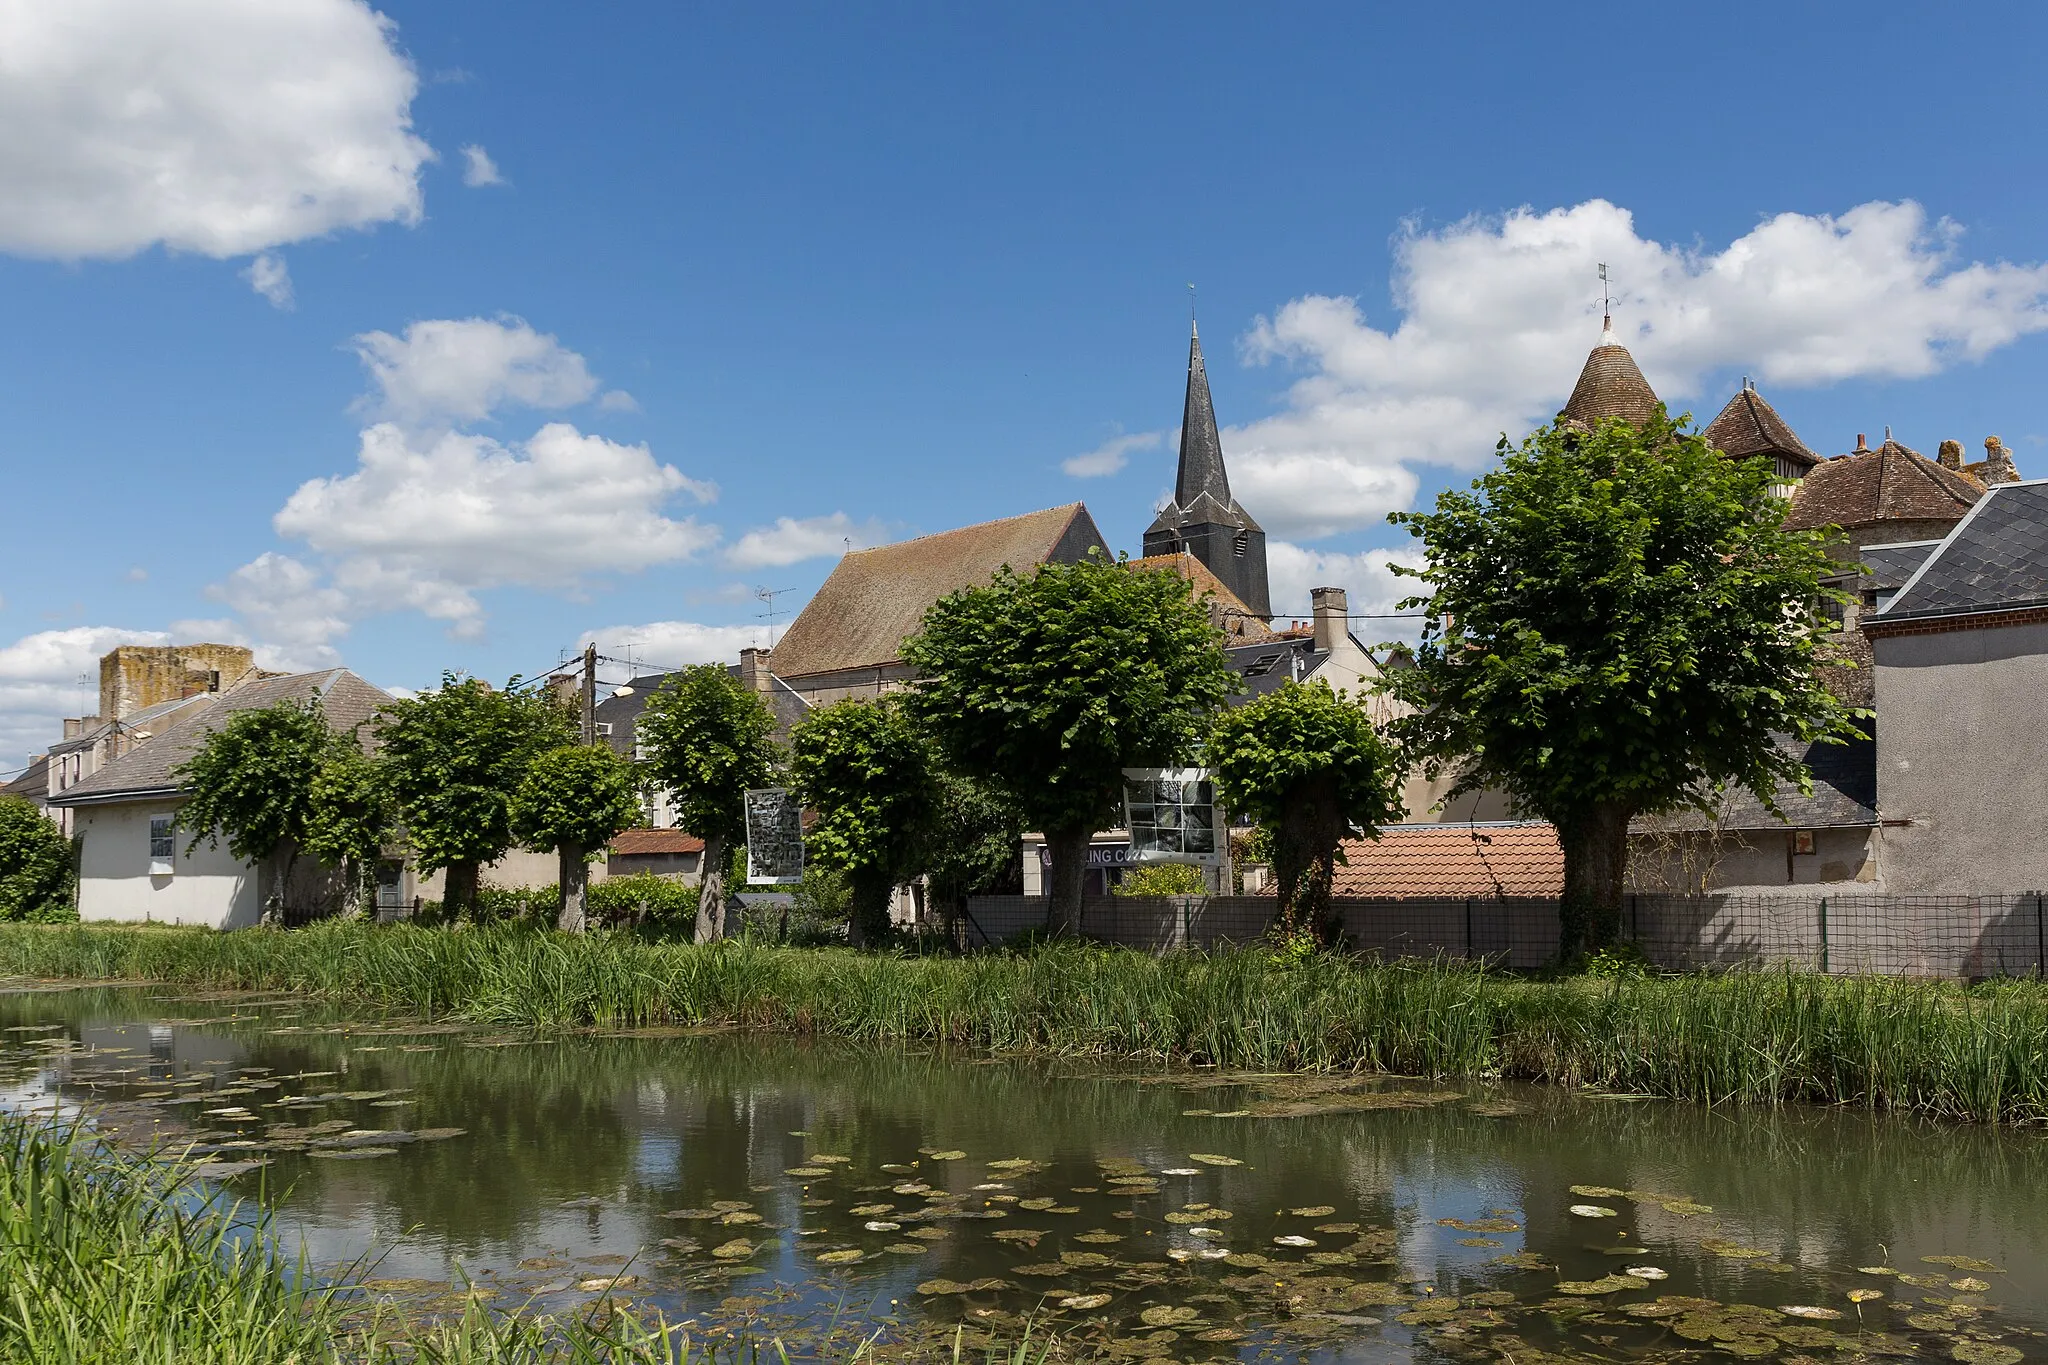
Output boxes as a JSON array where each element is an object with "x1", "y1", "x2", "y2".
[{"x1": 6, "y1": 921, "x2": 2048, "y2": 1125}]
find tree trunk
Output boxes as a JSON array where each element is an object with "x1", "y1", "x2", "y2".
[
  {"x1": 1044, "y1": 826, "x2": 1091, "y2": 937},
  {"x1": 1558, "y1": 800, "x2": 1634, "y2": 963},
  {"x1": 443, "y1": 860, "x2": 480, "y2": 923},
  {"x1": 1273, "y1": 777, "x2": 1345, "y2": 945},
  {"x1": 695, "y1": 834, "x2": 727, "y2": 943},
  {"x1": 556, "y1": 841, "x2": 588, "y2": 933},
  {"x1": 847, "y1": 869, "x2": 894, "y2": 948}
]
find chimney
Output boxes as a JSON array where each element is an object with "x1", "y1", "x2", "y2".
[
  {"x1": 1985, "y1": 435, "x2": 2018, "y2": 484},
  {"x1": 1311, "y1": 586, "x2": 1348, "y2": 654},
  {"x1": 1938, "y1": 439, "x2": 1964, "y2": 470},
  {"x1": 1853, "y1": 433, "x2": 1869, "y2": 454},
  {"x1": 738, "y1": 647, "x2": 774, "y2": 695},
  {"x1": 545, "y1": 672, "x2": 579, "y2": 709}
]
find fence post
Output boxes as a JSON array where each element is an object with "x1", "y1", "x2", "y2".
[
  {"x1": 1818, "y1": 897, "x2": 1830, "y2": 975},
  {"x1": 1181, "y1": 895, "x2": 1192, "y2": 950},
  {"x1": 1464, "y1": 898, "x2": 1473, "y2": 958},
  {"x1": 2036, "y1": 893, "x2": 2044, "y2": 980}
]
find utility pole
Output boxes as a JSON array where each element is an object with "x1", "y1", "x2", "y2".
[{"x1": 581, "y1": 642, "x2": 597, "y2": 745}]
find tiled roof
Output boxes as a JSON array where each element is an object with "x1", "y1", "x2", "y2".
[
  {"x1": 1127, "y1": 553, "x2": 1275, "y2": 642},
  {"x1": 1873, "y1": 479, "x2": 2048, "y2": 622},
  {"x1": 768, "y1": 504, "x2": 1108, "y2": 679},
  {"x1": 1559, "y1": 337, "x2": 1661, "y2": 431},
  {"x1": 609, "y1": 828, "x2": 704, "y2": 856},
  {"x1": 1, "y1": 756, "x2": 48, "y2": 801},
  {"x1": 1634, "y1": 730, "x2": 1878, "y2": 833},
  {"x1": 1223, "y1": 638, "x2": 1329, "y2": 701},
  {"x1": 49, "y1": 670, "x2": 391, "y2": 805},
  {"x1": 1327, "y1": 822, "x2": 1564, "y2": 898},
  {"x1": 1856, "y1": 540, "x2": 1941, "y2": 592},
  {"x1": 1701, "y1": 386, "x2": 1819, "y2": 468},
  {"x1": 1784, "y1": 439, "x2": 1981, "y2": 532}
]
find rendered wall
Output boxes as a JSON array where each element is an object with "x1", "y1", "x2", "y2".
[
  {"x1": 75, "y1": 800, "x2": 261, "y2": 929},
  {"x1": 1875, "y1": 621, "x2": 2048, "y2": 893}
]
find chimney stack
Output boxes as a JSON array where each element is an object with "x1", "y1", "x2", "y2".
[
  {"x1": 738, "y1": 647, "x2": 774, "y2": 696},
  {"x1": 1310, "y1": 586, "x2": 1348, "y2": 654},
  {"x1": 1984, "y1": 435, "x2": 2018, "y2": 484},
  {"x1": 1938, "y1": 439, "x2": 1964, "y2": 470},
  {"x1": 1854, "y1": 433, "x2": 1869, "y2": 454}
]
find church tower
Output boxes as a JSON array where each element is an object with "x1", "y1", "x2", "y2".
[{"x1": 1142, "y1": 322, "x2": 1271, "y2": 619}]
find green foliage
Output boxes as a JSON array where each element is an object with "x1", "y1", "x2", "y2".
[
  {"x1": 634, "y1": 666, "x2": 779, "y2": 849},
  {"x1": 919, "y1": 772, "x2": 1025, "y2": 911},
  {"x1": 511, "y1": 744, "x2": 644, "y2": 857},
  {"x1": 790, "y1": 697, "x2": 935, "y2": 943},
  {"x1": 173, "y1": 699, "x2": 339, "y2": 864},
  {"x1": 587, "y1": 872, "x2": 700, "y2": 928},
  {"x1": 376, "y1": 676, "x2": 576, "y2": 875},
  {"x1": 1584, "y1": 940, "x2": 1652, "y2": 979},
  {"x1": 1388, "y1": 409, "x2": 1860, "y2": 948},
  {"x1": 902, "y1": 552, "x2": 1234, "y2": 903},
  {"x1": 1113, "y1": 862, "x2": 1207, "y2": 896},
  {"x1": 0, "y1": 798, "x2": 73, "y2": 923},
  {"x1": 301, "y1": 742, "x2": 393, "y2": 911}
]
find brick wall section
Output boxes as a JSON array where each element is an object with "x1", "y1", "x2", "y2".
[{"x1": 1862, "y1": 605, "x2": 2048, "y2": 639}]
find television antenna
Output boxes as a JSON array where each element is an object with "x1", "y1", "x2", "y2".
[{"x1": 755, "y1": 586, "x2": 796, "y2": 646}]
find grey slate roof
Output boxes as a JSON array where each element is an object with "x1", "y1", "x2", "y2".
[
  {"x1": 49, "y1": 669, "x2": 391, "y2": 806},
  {"x1": 1872, "y1": 479, "x2": 2048, "y2": 622},
  {"x1": 1223, "y1": 638, "x2": 1330, "y2": 701},
  {"x1": 1854, "y1": 539, "x2": 1941, "y2": 592},
  {"x1": 1146, "y1": 324, "x2": 1261, "y2": 537},
  {"x1": 594, "y1": 668, "x2": 810, "y2": 755},
  {"x1": 1, "y1": 756, "x2": 48, "y2": 801},
  {"x1": 1635, "y1": 729, "x2": 1878, "y2": 833}
]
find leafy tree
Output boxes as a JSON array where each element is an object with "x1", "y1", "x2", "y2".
[
  {"x1": 302, "y1": 742, "x2": 394, "y2": 916},
  {"x1": 917, "y1": 772, "x2": 1025, "y2": 929},
  {"x1": 511, "y1": 743, "x2": 645, "y2": 933},
  {"x1": 635, "y1": 664, "x2": 779, "y2": 942},
  {"x1": 0, "y1": 796, "x2": 73, "y2": 922},
  {"x1": 902, "y1": 552, "x2": 1234, "y2": 934},
  {"x1": 1386, "y1": 409, "x2": 1858, "y2": 959},
  {"x1": 175, "y1": 699, "x2": 345, "y2": 920},
  {"x1": 377, "y1": 676, "x2": 576, "y2": 921},
  {"x1": 1206, "y1": 681, "x2": 1405, "y2": 942},
  {"x1": 789, "y1": 697, "x2": 937, "y2": 946},
  {"x1": 1113, "y1": 861, "x2": 1207, "y2": 897}
]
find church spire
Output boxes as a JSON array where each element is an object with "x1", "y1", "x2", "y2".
[{"x1": 1176, "y1": 321, "x2": 1231, "y2": 507}]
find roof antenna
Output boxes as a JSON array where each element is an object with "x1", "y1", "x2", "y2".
[{"x1": 1599, "y1": 263, "x2": 1614, "y2": 343}]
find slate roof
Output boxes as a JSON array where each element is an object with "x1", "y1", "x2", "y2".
[
  {"x1": 594, "y1": 667, "x2": 810, "y2": 754},
  {"x1": 1634, "y1": 730, "x2": 1879, "y2": 833},
  {"x1": 1872, "y1": 479, "x2": 2048, "y2": 622},
  {"x1": 1701, "y1": 385, "x2": 1820, "y2": 469},
  {"x1": 1559, "y1": 331, "x2": 1661, "y2": 431},
  {"x1": 1327, "y1": 823, "x2": 1564, "y2": 899},
  {"x1": 1854, "y1": 540, "x2": 1941, "y2": 592},
  {"x1": 1146, "y1": 324, "x2": 1261, "y2": 539},
  {"x1": 49, "y1": 670, "x2": 391, "y2": 806},
  {"x1": 1223, "y1": 637, "x2": 1331, "y2": 701},
  {"x1": 1, "y1": 756, "x2": 48, "y2": 802},
  {"x1": 1784, "y1": 438, "x2": 1982, "y2": 532},
  {"x1": 609, "y1": 828, "x2": 704, "y2": 856},
  {"x1": 768, "y1": 504, "x2": 1108, "y2": 679}
]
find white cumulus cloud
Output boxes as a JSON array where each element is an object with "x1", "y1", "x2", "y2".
[
  {"x1": 1229, "y1": 198, "x2": 2048, "y2": 538},
  {"x1": 577, "y1": 621, "x2": 767, "y2": 673},
  {"x1": 242, "y1": 252, "x2": 294, "y2": 309},
  {"x1": 0, "y1": 0, "x2": 431, "y2": 261},
  {"x1": 459, "y1": 144, "x2": 504, "y2": 188},
  {"x1": 1265, "y1": 542, "x2": 1425, "y2": 635},
  {"x1": 726, "y1": 513, "x2": 888, "y2": 569},
  {"x1": 352, "y1": 316, "x2": 603, "y2": 428},
  {"x1": 1063, "y1": 429, "x2": 1165, "y2": 479},
  {"x1": 0, "y1": 625, "x2": 170, "y2": 771}
]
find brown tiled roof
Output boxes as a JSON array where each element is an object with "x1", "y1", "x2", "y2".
[
  {"x1": 1327, "y1": 822, "x2": 1563, "y2": 898},
  {"x1": 768, "y1": 504, "x2": 1109, "y2": 679},
  {"x1": 1783, "y1": 440, "x2": 1982, "y2": 532},
  {"x1": 610, "y1": 828, "x2": 704, "y2": 856},
  {"x1": 1559, "y1": 339, "x2": 1661, "y2": 431},
  {"x1": 1701, "y1": 386, "x2": 1819, "y2": 468},
  {"x1": 1126, "y1": 553, "x2": 1276, "y2": 642}
]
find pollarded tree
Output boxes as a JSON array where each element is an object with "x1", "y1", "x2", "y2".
[
  {"x1": 916, "y1": 772, "x2": 1026, "y2": 930},
  {"x1": 1387, "y1": 408, "x2": 1858, "y2": 960},
  {"x1": 377, "y1": 676, "x2": 576, "y2": 921},
  {"x1": 175, "y1": 698, "x2": 340, "y2": 920},
  {"x1": 301, "y1": 742, "x2": 394, "y2": 916},
  {"x1": 1206, "y1": 680, "x2": 1405, "y2": 944},
  {"x1": 0, "y1": 796, "x2": 73, "y2": 922},
  {"x1": 902, "y1": 552, "x2": 1234, "y2": 935},
  {"x1": 635, "y1": 664, "x2": 779, "y2": 942},
  {"x1": 511, "y1": 743, "x2": 645, "y2": 933},
  {"x1": 789, "y1": 696, "x2": 937, "y2": 947}
]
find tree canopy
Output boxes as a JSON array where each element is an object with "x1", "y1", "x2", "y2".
[
  {"x1": 377, "y1": 676, "x2": 576, "y2": 920},
  {"x1": 1207, "y1": 680, "x2": 1404, "y2": 942},
  {"x1": 174, "y1": 699, "x2": 334, "y2": 866},
  {"x1": 789, "y1": 696, "x2": 937, "y2": 945},
  {"x1": 0, "y1": 796, "x2": 72, "y2": 922},
  {"x1": 512, "y1": 743, "x2": 645, "y2": 932},
  {"x1": 1387, "y1": 408, "x2": 1858, "y2": 956},
  {"x1": 902, "y1": 552, "x2": 1233, "y2": 933},
  {"x1": 634, "y1": 664, "x2": 779, "y2": 941}
]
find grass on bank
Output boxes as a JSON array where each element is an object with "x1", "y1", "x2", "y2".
[
  {"x1": 4, "y1": 921, "x2": 2048, "y2": 1124},
  {"x1": 0, "y1": 1116, "x2": 1057, "y2": 1365}
]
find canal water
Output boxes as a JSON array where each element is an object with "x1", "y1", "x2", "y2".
[{"x1": 2, "y1": 983, "x2": 2044, "y2": 1362}]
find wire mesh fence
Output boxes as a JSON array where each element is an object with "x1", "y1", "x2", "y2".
[{"x1": 958, "y1": 891, "x2": 2048, "y2": 979}]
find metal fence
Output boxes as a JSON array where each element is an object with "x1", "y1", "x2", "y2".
[{"x1": 958, "y1": 892, "x2": 2048, "y2": 979}]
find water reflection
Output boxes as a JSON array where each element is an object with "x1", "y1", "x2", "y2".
[{"x1": 3, "y1": 985, "x2": 2045, "y2": 1360}]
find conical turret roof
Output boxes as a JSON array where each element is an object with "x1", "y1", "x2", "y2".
[
  {"x1": 1175, "y1": 323, "x2": 1233, "y2": 508},
  {"x1": 1702, "y1": 383, "x2": 1820, "y2": 470},
  {"x1": 1559, "y1": 324, "x2": 1661, "y2": 431}
]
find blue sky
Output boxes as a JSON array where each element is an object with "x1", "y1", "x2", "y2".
[{"x1": 4, "y1": 1, "x2": 2048, "y2": 769}]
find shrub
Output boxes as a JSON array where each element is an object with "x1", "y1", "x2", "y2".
[
  {"x1": 1113, "y1": 863, "x2": 1207, "y2": 897},
  {"x1": 0, "y1": 797, "x2": 74, "y2": 922},
  {"x1": 588, "y1": 873, "x2": 699, "y2": 931}
]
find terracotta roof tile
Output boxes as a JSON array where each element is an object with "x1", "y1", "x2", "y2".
[
  {"x1": 768, "y1": 505, "x2": 1108, "y2": 679},
  {"x1": 1559, "y1": 340, "x2": 1660, "y2": 431},
  {"x1": 1701, "y1": 386, "x2": 1819, "y2": 467},
  {"x1": 1126, "y1": 553, "x2": 1276, "y2": 641},
  {"x1": 609, "y1": 828, "x2": 705, "y2": 856},
  {"x1": 1784, "y1": 440, "x2": 1981, "y2": 533},
  {"x1": 1326, "y1": 822, "x2": 1563, "y2": 898}
]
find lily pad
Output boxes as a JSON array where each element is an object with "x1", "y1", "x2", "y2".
[
  {"x1": 926, "y1": 1150, "x2": 966, "y2": 1160},
  {"x1": 816, "y1": 1249, "x2": 864, "y2": 1265},
  {"x1": 1059, "y1": 1293, "x2": 1112, "y2": 1310},
  {"x1": 1951, "y1": 1346, "x2": 2023, "y2": 1365},
  {"x1": 1923, "y1": 1255, "x2": 2003, "y2": 1273},
  {"x1": 1187, "y1": 1153, "x2": 1241, "y2": 1166},
  {"x1": 1272, "y1": 1235, "x2": 1317, "y2": 1247},
  {"x1": 1780, "y1": 1305, "x2": 1843, "y2": 1320},
  {"x1": 1568, "y1": 1204, "x2": 1618, "y2": 1218},
  {"x1": 1288, "y1": 1205, "x2": 1337, "y2": 1217},
  {"x1": 711, "y1": 1239, "x2": 755, "y2": 1259},
  {"x1": 1555, "y1": 1274, "x2": 1649, "y2": 1295},
  {"x1": 1569, "y1": 1185, "x2": 1626, "y2": 1197},
  {"x1": 1139, "y1": 1307, "x2": 1199, "y2": 1327},
  {"x1": 786, "y1": 1167, "x2": 834, "y2": 1177},
  {"x1": 1625, "y1": 1266, "x2": 1669, "y2": 1280},
  {"x1": 1847, "y1": 1288, "x2": 1885, "y2": 1303}
]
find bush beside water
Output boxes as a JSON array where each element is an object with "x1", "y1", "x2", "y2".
[{"x1": 4, "y1": 921, "x2": 2048, "y2": 1124}]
